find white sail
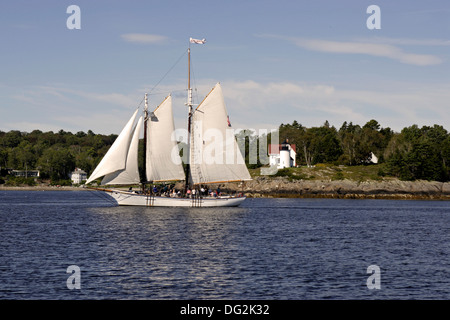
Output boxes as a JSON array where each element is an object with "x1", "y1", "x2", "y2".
[
  {"x1": 190, "y1": 83, "x2": 251, "y2": 185},
  {"x1": 146, "y1": 95, "x2": 185, "y2": 182},
  {"x1": 85, "y1": 109, "x2": 139, "y2": 184},
  {"x1": 101, "y1": 116, "x2": 143, "y2": 185}
]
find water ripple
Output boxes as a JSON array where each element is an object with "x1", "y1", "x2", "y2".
[{"x1": 0, "y1": 191, "x2": 449, "y2": 299}]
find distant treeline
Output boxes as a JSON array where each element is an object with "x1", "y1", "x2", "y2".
[
  {"x1": 0, "y1": 129, "x2": 117, "y2": 182},
  {"x1": 273, "y1": 119, "x2": 449, "y2": 182},
  {"x1": 1, "y1": 119, "x2": 449, "y2": 183}
]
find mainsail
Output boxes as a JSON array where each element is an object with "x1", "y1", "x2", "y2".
[
  {"x1": 190, "y1": 83, "x2": 251, "y2": 185},
  {"x1": 85, "y1": 109, "x2": 139, "y2": 184},
  {"x1": 101, "y1": 116, "x2": 143, "y2": 185},
  {"x1": 146, "y1": 95, "x2": 185, "y2": 182}
]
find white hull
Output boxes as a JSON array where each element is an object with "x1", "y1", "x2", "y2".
[{"x1": 103, "y1": 189, "x2": 246, "y2": 207}]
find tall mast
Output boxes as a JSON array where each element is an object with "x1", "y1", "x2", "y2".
[
  {"x1": 185, "y1": 47, "x2": 193, "y2": 190},
  {"x1": 188, "y1": 48, "x2": 193, "y2": 109},
  {"x1": 185, "y1": 38, "x2": 205, "y2": 190},
  {"x1": 142, "y1": 93, "x2": 148, "y2": 189}
]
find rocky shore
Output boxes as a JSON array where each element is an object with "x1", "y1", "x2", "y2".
[
  {"x1": 232, "y1": 177, "x2": 450, "y2": 200},
  {"x1": 1, "y1": 178, "x2": 450, "y2": 200}
]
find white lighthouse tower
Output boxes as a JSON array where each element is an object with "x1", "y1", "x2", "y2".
[{"x1": 279, "y1": 139, "x2": 291, "y2": 169}]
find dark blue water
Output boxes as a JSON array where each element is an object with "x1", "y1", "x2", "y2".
[{"x1": 0, "y1": 190, "x2": 449, "y2": 300}]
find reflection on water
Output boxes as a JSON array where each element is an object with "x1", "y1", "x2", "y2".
[
  {"x1": 0, "y1": 191, "x2": 449, "y2": 299},
  {"x1": 87, "y1": 205, "x2": 249, "y2": 299}
]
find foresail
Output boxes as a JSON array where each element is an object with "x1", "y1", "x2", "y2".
[
  {"x1": 85, "y1": 109, "x2": 139, "y2": 184},
  {"x1": 190, "y1": 83, "x2": 251, "y2": 185},
  {"x1": 146, "y1": 95, "x2": 185, "y2": 182},
  {"x1": 101, "y1": 116, "x2": 142, "y2": 185}
]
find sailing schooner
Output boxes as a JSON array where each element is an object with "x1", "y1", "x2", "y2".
[{"x1": 85, "y1": 40, "x2": 251, "y2": 207}]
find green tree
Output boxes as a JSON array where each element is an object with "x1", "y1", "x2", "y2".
[
  {"x1": 338, "y1": 121, "x2": 361, "y2": 165},
  {"x1": 38, "y1": 148, "x2": 75, "y2": 181},
  {"x1": 16, "y1": 141, "x2": 36, "y2": 172},
  {"x1": 307, "y1": 125, "x2": 342, "y2": 164},
  {"x1": 0, "y1": 148, "x2": 8, "y2": 167},
  {"x1": 384, "y1": 125, "x2": 449, "y2": 181},
  {"x1": 2, "y1": 130, "x2": 22, "y2": 148}
]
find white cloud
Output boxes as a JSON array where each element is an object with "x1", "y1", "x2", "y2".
[
  {"x1": 260, "y1": 35, "x2": 443, "y2": 66},
  {"x1": 218, "y1": 80, "x2": 450, "y2": 132},
  {"x1": 121, "y1": 33, "x2": 168, "y2": 44},
  {"x1": 2, "y1": 121, "x2": 64, "y2": 133},
  {"x1": 292, "y1": 38, "x2": 442, "y2": 66},
  {"x1": 358, "y1": 37, "x2": 450, "y2": 47},
  {"x1": 2, "y1": 80, "x2": 449, "y2": 135},
  {"x1": 80, "y1": 92, "x2": 138, "y2": 108},
  {"x1": 1, "y1": 85, "x2": 143, "y2": 134},
  {"x1": 54, "y1": 112, "x2": 135, "y2": 135}
]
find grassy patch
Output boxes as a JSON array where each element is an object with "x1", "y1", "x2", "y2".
[{"x1": 253, "y1": 164, "x2": 385, "y2": 182}]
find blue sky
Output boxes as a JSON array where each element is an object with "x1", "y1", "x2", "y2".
[{"x1": 1, "y1": 0, "x2": 449, "y2": 134}]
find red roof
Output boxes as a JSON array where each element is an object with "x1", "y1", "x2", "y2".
[{"x1": 268, "y1": 144, "x2": 296, "y2": 154}]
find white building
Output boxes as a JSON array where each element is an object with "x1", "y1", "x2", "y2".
[
  {"x1": 70, "y1": 168, "x2": 87, "y2": 184},
  {"x1": 370, "y1": 152, "x2": 378, "y2": 164},
  {"x1": 269, "y1": 140, "x2": 297, "y2": 169}
]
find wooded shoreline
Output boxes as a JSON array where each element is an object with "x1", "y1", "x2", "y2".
[{"x1": 2, "y1": 178, "x2": 449, "y2": 200}]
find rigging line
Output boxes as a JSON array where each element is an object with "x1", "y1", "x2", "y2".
[
  {"x1": 148, "y1": 48, "x2": 188, "y2": 94},
  {"x1": 136, "y1": 96, "x2": 144, "y2": 110},
  {"x1": 87, "y1": 189, "x2": 116, "y2": 205}
]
